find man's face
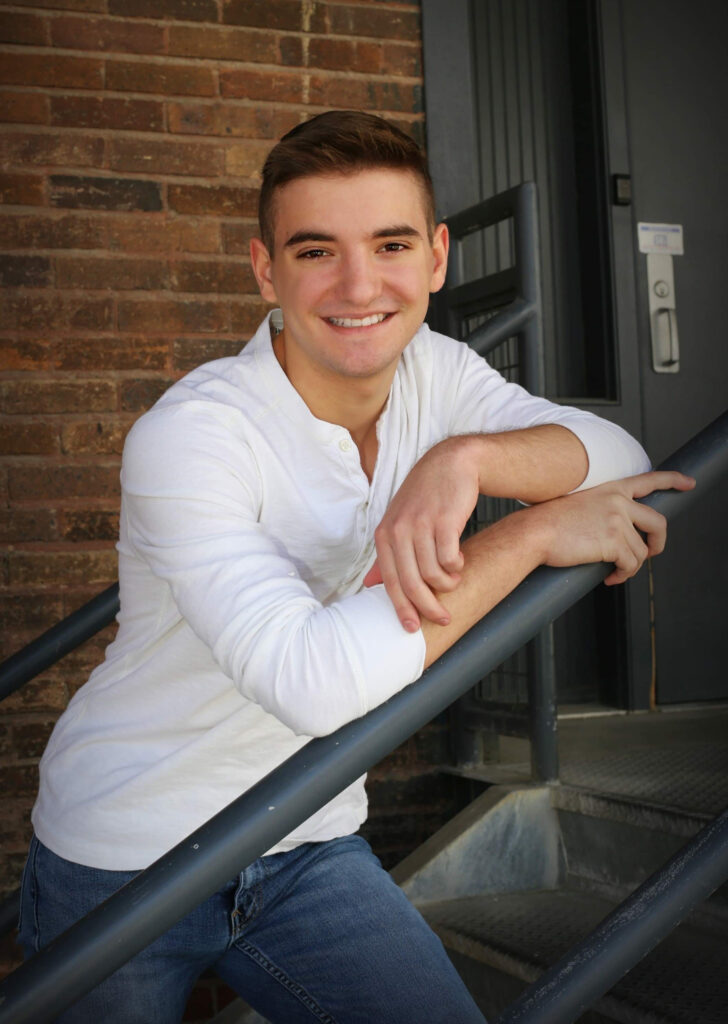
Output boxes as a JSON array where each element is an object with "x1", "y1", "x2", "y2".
[{"x1": 250, "y1": 168, "x2": 448, "y2": 391}]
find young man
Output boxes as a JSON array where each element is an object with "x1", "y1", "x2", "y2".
[{"x1": 20, "y1": 111, "x2": 692, "y2": 1023}]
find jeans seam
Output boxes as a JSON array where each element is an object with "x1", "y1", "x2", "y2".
[
  {"x1": 19, "y1": 834, "x2": 41, "y2": 953},
  {"x1": 235, "y1": 938, "x2": 337, "y2": 1024}
]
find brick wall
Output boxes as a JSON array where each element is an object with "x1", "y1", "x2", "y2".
[{"x1": 0, "y1": 0, "x2": 471, "y2": 1010}]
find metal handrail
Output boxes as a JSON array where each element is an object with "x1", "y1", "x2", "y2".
[{"x1": 1, "y1": 408, "x2": 726, "y2": 1024}]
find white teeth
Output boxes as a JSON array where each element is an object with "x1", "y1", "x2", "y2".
[{"x1": 327, "y1": 313, "x2": 388, "y2": 328}]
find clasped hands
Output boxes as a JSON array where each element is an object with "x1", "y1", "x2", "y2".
[{"x1": 363, "y1": 437, "x2": 695, "y2": 633}]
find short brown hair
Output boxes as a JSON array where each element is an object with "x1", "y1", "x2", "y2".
[{"x1": 258, "y1": 110, "x2": 436, "y2": 252}]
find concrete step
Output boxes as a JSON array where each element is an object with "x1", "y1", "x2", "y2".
[{"x1": 421, "y1": 886, "x2": 727, "y2": 1023}]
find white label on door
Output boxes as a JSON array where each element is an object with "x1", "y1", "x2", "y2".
[{"x1": 638, "y1": 223, "x2": 684, "y2": 255}]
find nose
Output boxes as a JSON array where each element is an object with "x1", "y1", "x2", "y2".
[{"x1": 337, "y1": 249, "x2": 382, "y2": 308}]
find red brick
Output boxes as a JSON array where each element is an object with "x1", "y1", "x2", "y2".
[
  {"x1": 278, "y1": 34, "x2": 303, "y2": 67},
  {"x1": 53, "y1": 336, "x2": 168, "y2": 371},
  {"x1": 50, "y1": 96, "x2": 164, "y2": 132},
  {"x1": 0, "y1": 766, "x2": 39, "y2": 798},
  {"x1": 51, "y1": 16, "x2": 165, "y2": 55},
  {"x1": 0, "y1": 11, "x2": 48, "y2": 45},
  {"x1": 61, "y1": 418, "x2": 131, "y2": 456},
  {"x1": 222, "y1": 0, "x2": 303, "y2": 31},
  {"x1": 8, "y1": 464, "x2": 120, "y2": 502},
  {"x1": 0, "y1": 254, "x2": 51, "y2": 287},
  {"x1": 308, "y1": 75, "x2": 422, "y2": 114},
  {"x1": 168, "y1": 24, "x2": 277, "y2": 62},
  {"x1": 0, "y1": 174, "x2": 44, "y2": 207},
  {"x1": 0, "y1": 677, "x2": 68, "y2": 714},
  {"x1": 13, "y1": 722, "x2": 55, "y2": 760},
  {"x1": 170, "y1": 259, "x2": 256, "y2": 294},
  {"x1": 222, "y1": 221, "x2": 258, "y2": 254},
  {"x1": 219, "y1": 68, "x2": 302, "y2": 103},
  {"x1": 57, "y1": 508, "x2": 120, "y2": 542},
  {"x1": 383, "y1": 41, "x2": 422, "y2": 79},
  {"x1": 0, "y1": 133, "x2": 105, "y2": 171},
  {"x1": 106, "y1": 217, "x2": 220, "y2": 255},
  {"x1": 8, "y1": 550, "x2": 119, "y2": 586},
  {"x1": 168, "y1": 101, "x2": 297, "y2": 140},
  {"x1": 108, "y1": 0, "x2": 218, "y2": 20},
  {"x1": 50, "y1": 175, "x2": 162, "y2": 213},
  {"x1": 307, "y1": 37, "x2": 383, "y2": 75},
  {"x1": 168, "y1": 183, "x2": 258, "y2": 217},
  {"x1": 0, "y1": 421, "x2": 59, "y2": 456},
  {"x1": 9, "y1": 0, "x2": 104, "y2": 10},
  {"x1": 172, "y1": 336, "x2": 244, "y2": 372},
  {"x1": 106, "y1": 60, "x2": 216, "y2": 98},
  {"x1": 0, "y1": 379, "x2": 116, "y2": 415},
  {"x1": 0, "y1": 339, "x2": 51, "y2": 371},
  {"x1": 0, "y1": 54, "x2": 103, "y2": 90},
  {"x1": 0, "y1": 294, "x2": 113, "y2": 330},
  {"x1": 0, "y1": 91, "x2": 49, "y2": 126},
  {"x1": 0, "y1": 592, "x2": 62, "y2": 632},
  {"x1": 328, "y1": 4, "x2": 422, "y2": 42},
  {"x1": 0, "y1": 214, "x2": 106, "y2": 250},
  {"x1": 108, "y1": 138, "x2": 224, "y2": 177},
  {"x1": 118, "y1": 297, "x2": 228, "y2": 333},
  {"x1": 228, "y1": 298, "x2": 268, "y2": 335},
  {"x1": 55, "y1": 255, "x2": 170, "y2": 291},
  {"x1": 120, "y1": 376, "x2": 174, "y2": 411},
  {"x1": 0, "y1": 509, "x2": 57, "y2": 543}
]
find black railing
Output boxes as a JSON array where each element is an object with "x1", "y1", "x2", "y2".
[{"x1": 0, "y1": 409, "x2": 726, "y2": 1024}]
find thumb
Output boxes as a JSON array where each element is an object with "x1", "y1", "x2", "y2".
[{"x1": 364, "y1": 561, "x2": 383, "y2": 588}]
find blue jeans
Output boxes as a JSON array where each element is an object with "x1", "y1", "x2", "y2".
[{"x1": 19, "y1": 834, "x2": 486, "y2": 1024}]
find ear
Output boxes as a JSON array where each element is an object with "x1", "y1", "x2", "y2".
[
  {"x1": 429, "y1": 222, "x2": 449, "y2": 294},
  {"x1": 250, "y1": 237, "x2": 278, "y2": 303}
]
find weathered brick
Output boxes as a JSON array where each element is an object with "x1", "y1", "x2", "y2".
[
  {"x1": 315, "y1": 76, "x2": 423, "y2": 114},
  {"x1": 219, "y1": 68, "x2": 303, "y2": 103},
  {"x1": 108, "y1": 138, "x2": 224, "y2": 178},
  {"x1": 0, "y1": 421, "x2": 59, "y2": 456},
  {"x1": 54, "y1": 336, "x2": 168, "y2": 371},
  {"x1": 50, "y1": 175, "x2": 162, "y2": 213},
  {"x1": 120, "y1": 376, "x2": 174, "y2": 411},
  {"x1": 58, "y1": 508, "x2": 120, "y2": 542},
  {"x1": 108, "y1": 0, "x2": 218, "y2": 20},
  {"x1": 278, "y1": 34, "x2": 303, "y2": 67},
  {"x1": 0, "y1": 339, "x2": 51, "y2": 371},
  {"x1": 50, "y1": 96, "x2": 164, "y2": 132},
  {"x1": 61, "y1": 418, "x2": 130, "y2": 455},
  {"x1": 0, "y1": 173, "x2": 44, "y2": 207},
  {"x1": 0, "y1": 91, "x2": 49, "y2": 126},
  {"x1": 8, "y1": 550, "x2": 119, "y2": 586},
  {"x1": 106, "y1": 60, "x2": 216, "y2": 98},
  {"x1": 0, "y1": 54, "x2": 103, "y2": 90},
  {"x1": 0, "y1": 766, "x2": 39, "y2": 798},
  {"x1": 224, "y1": 141, "x2": 271, "y2": 178},
  {"x1": 106, "y1": 216, "x2": 220, "y2": 255},
  {"x1": 328, "y1": 4, "x2": 422, "y2": 42},
  {"x1": 1, "y1": 379, "x2": 116, "y2": 415},
  {"x1": 383, "y1": 41, "x2": 422, "y2": 79},
  {"x1": 0, "y1": 214, "x2": 106, "y2": 250},
  {"x1": 0, "y1": 133, "x2": 105, "y2": 171},
  {"x1": 307, "y1": 37, "x2": 383, "y2": 75},
  {"x1": 228, "y1": 298, "x2": 269, "y2": 335},
  {"x1": 222, "y1": 0, "x2": 303, "y2": 31},
  {"x1": 0, "y1": 592, "x2": 62, "y2": 632},
  {"x1": 0, "y1": 10, "x2": 49, "y2": 45},
  {"x1": 117, "y1": 297, "x2": 228, "y2": 334},
  {"x1": 0, "y1": 254, "x2": 51, "y2": 287},
  {"x1": 13, "y1": 722, "x2": 55, "y2": 760},
  {"x1": 0, "y1": 724, "x2": 12, "y2": 759},
  {"x1": 55, "y1": 255, "x2": 170, "y2": 291},
  {"x1": 8, "y1": 0, "x2": 104, "y2": 11},
  {"x1": 168, "y1": 101, "x2": 297, "y2": 140},
  {"x1": 170, "y1": 259, "x2": 256, "y2": 294},
  {"x1": 0, "y1": 509, "x2": 57, "y2": 543},
  {"x1": 8, "y1": 464, "x2": 120, "y2": 502},
  {"x1": 222, "y1": 221, "x2": 258, "y2": 255},
  {"x1": 0, "y1": 677, "x2": 68, "y2": 714},
  {"x1": 0, "y1": 294, "x2": 113, "y2": 331},
  {"x1": 173, "y1": 336, "x2": 244, "y2": 372},
  {"x1": 168, "y1": 24, "x2": 277, "y2": 62},
  {"x1": 51, "y1": 16, "x2": 165, "y2": 55},
  {"x1": 168, "y1": 183, "x2": 258, "y2": 217}
]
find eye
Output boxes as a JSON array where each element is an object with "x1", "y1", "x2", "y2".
[
  {"x1": 297, "y1": 248, "x2": 330, "y2": 260},
  {"x1": 379, "y1": 241, "x2": 409, "y2": 253}
]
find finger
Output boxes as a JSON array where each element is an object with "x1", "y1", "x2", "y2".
[
  {"x1": 434, "y1": 522, "x2": 466, "y2": 575},
  {"x1": 393, "y1": 544, "x2": 452, "y2": 625},
  {"x1": 363, "y1": 562, "x2": 383, "y2": 588},
  {"x1": 413, "y1": 531, "x2": 461, "y2": 592},
  {"x1": 629, "y1": 504, "x2": 668, "y2": 556},
  {"x1": 606, "y1": 526, "x2": 649, "y2": 584},
  {"x1": 626, "y1": 471, "x2": 696, "y2": 500},
  {"x1": 375, "y1": 542, "x2": 422, "y2": 632}
]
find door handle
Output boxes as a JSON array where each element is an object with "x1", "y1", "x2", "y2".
[{"x1": 647, "y1": 252, "x2": 680, "y2": 373}]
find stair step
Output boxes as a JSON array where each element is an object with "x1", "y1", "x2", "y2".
[{"x1": 422, "y1": 887, "x2": 727, "y2": 1024}]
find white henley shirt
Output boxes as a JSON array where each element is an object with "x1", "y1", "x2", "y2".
[{"x1": 32, "y1": 314, "x2": 650, "y2": 870}]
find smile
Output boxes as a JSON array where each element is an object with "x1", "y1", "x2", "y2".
[{"x1": 326, "y1": 313, "x2": 390, "y2": 328}]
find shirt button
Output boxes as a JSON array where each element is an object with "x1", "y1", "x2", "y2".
[{"x1": 338, "y1": 437, "x2": 352, "y2": 452}]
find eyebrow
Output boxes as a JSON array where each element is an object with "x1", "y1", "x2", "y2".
[{"x1": 283, "y1": 224, "x2": 423, "y2": 248}]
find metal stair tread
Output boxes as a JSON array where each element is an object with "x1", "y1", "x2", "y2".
[{"x1": 421, "y1": 887, "x2": 727, "y2": 1024}]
